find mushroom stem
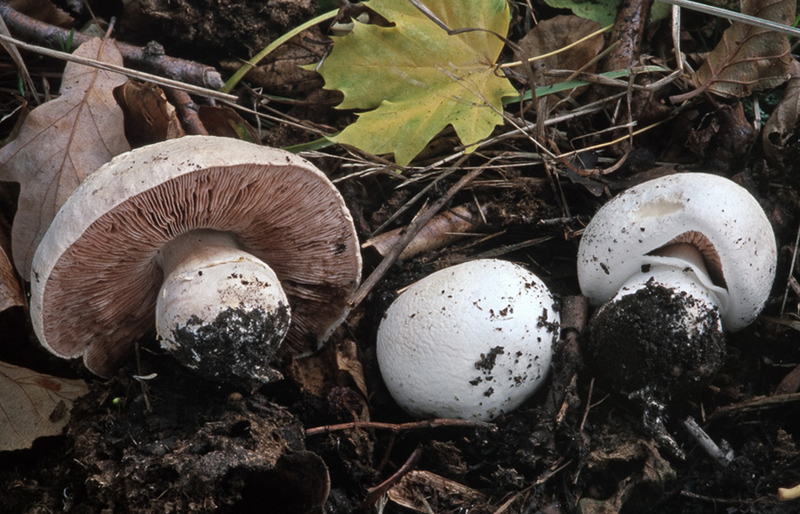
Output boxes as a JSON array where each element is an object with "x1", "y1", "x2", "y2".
[
  {"x1": 650, "y1": 243, "x2": 710, "y2": 278},
  {"x1": 155, "y1": 229, "x2": 291, "y2": 383}
]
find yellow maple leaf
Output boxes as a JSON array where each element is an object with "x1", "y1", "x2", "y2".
[{"x1": 316, "y1": 0, "x2": 517, "y2": 166}]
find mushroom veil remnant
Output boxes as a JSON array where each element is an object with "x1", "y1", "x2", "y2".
[
  {"x1": 377, "y1": 259, "x2": 560, "y2": 421},
  {"x1": 30, "y1": 136, "x2": 362, "y2": 382},
  {"x1": 577, "y1": 173, "x2": 776, "y2": 400}
]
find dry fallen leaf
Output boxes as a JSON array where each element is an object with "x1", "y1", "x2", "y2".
[
  {"x1": 0, "y1": 37, "x2": 130, "y2": 278},
  {"x1": 387, "y1": 470, "x2": 487, "y2": 512},
  {"x1": 0, "y1": 361, "x2": 89, "y2": 452},
  {"x1": 674, "y1": 0, "x2": 794, "y2": 102},
  {"x1": 0, "y1": 246, "x2": 25, "y2": 313},
  {"x1": 763, "y1": 59, "x2": 800, "y2": 166},
  {"x1": 514, "y1": 15, "x2": 603, "y2": 92},
  {"x1": 113, "y1": 80, "x2": 184, "y2": 148}
]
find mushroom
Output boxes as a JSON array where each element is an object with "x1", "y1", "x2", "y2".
[
  {"x1": 30, "y1": 135, "x2": 362, "y2": 382},
  {"x1": 576, "y1": 172, "x2": 776, "y2": 399},
  {"x1": 376, "y1": 259, "x2": 559, "y2": 421}
]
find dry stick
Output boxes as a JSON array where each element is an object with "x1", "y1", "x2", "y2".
[
  {"x1": 362, "y1": 445, "x2": 423, "y2": 508},
  {"x1": 0, "y1": 4, "x2": 226, "y2": 91},
  {"x1": 348, "y1": 161, "x2": 485, "y2": 311},
  {"x1": 163, "y1": 88, "x2": 209, "y2": 135},
  {"x1": 683, "y1": 417, "x2": 733, "y2": 467},
  {"x1": 305, "y1": 417, "x2": 494, "y2": 437}
]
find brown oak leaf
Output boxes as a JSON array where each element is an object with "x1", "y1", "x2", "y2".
[
  {"x1": 0, "y1": 361, "x2": 89, "y2": 452},
  {"x1": 673, "y1": 0, "x2": 794, "y2": 102},
  {"x1": 0, "y1": 37, "x2": 130, "y2": 278}
]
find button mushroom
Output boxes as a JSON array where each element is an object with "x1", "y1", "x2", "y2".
[
  {"x1": 376, "y1": 259, "x2": 560, "y2": 421},
  {"x1": 30, "y1": 136, "x2": 362, "y2": 382},
  {"x1": 576, "y1": 172, "x2": 777, "y2": 400}
]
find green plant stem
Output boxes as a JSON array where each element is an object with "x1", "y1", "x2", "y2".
[{"x1": 223, "y1": 9, "x2": 339, "y2": 93}]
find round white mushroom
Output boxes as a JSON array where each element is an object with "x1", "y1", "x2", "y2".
[
  {"x1": 376, "y1": 259, "x2": 560, "y2": 421},
  {"x1": 576, "y1": 173, "x2": 776, "y2": 397},
  {"x1": 30, "y1": 136, "x2": 362, "y2": 382}
]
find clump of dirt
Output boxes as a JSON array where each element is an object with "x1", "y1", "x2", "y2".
[{"x1": 51, "y1": 357, "x2": 328, "y2": 514}]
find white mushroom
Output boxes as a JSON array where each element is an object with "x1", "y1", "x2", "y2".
[
  {"x1": 376, "y1": 259, "x2": 559, "y2": 421},
  {"x1": 576, "y1": 173, "x2": 776, "y2": 397},
  {"x1": 30, "y1": 136, "x2": 362, "y2": 382}
]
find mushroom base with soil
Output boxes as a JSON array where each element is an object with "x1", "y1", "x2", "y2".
[
  {"x1": 587, "y1": 266, "x2": 726, "y2": 402},
  {"x1": 156, "y1": 230, "x2": 291, "y2": 383}
]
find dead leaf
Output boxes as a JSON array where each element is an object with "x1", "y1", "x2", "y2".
[
  {"x1": 763, "y1": 59, "x2": 800, "y2": 166},
  {"x1": 387, "y1": 470, "x2": 487, "y2": 512},
  {"x1": 0, "y1": 38, "x2": 131, "y2": 278},
  {"x1": 514, "y1": 15, "x2": 603, "y2": 92},
  {"x1": 8, "y1": 0, "x2": 72, "y2": 28},
  {"x1": 197, "y1": 105, "x2": 260, "y2": 143},
  {"x1": 0, "y1": 361, "x2": 89, "y2": 452},
  {"x1": 113, "y1": 81, "x2": 184, "y2": 148},
  {"x1": 675, "y1": 0, "x2": 794, "y2": 102},
  {"x1": 0, "y1": 246, "x2": 25, "y2": 313},
  {"x1": 363, "y1": 203, "x2": 486, "y2": 260}
]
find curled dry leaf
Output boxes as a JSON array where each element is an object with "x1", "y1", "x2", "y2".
[
  {"x1": 0, "y1": 206, "x2": 25, "y2": 311},
  {"x1": 113, "y1": 80, "x2": 184, "y2": 148},
  {"x1": 0, "y1": 361, "x2": 89, "y2": 452},
  {"x1": 674, "y1": 0, "x2": 794, "y2": 102},
  {"x1": 0, "y1": 246, "x2": 25, "y2": 313},
  {"x1": 0, "y1": 38, "x2": 130, "y2": 278},
  {"x1": 386, "y1": 470, "x2": 487, "y2": 512},
  {"x1": 762, "y1": 59, "x2": 800, "y2": 166},
  {"x1": 363, "y1": 203, "x2": 486, "y2": 261}
]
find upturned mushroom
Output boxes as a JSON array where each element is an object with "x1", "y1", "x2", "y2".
[
  {"x1": 576, "y1": 172, "x2": 776, "y2": 400},
  {"x1": 376, "y1": 259, "x2": 560, "y2": 421},
  {"x1": 30, "y1": 136, "x2": 362, "y2": 382}
]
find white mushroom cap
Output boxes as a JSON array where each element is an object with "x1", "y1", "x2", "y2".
[
  {"x1": 577, "y1": 173, "x2": 776, "y2": 331},
  {"x1": 376, "y1": 259, "x2": 559, "y2": 421},
  {"x1": 30, "y1": 136, "x2": 361, "y2": 377}
]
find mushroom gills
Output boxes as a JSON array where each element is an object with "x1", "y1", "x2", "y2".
[{"x1": 155, "y1": 229, "x2": 291, "y2": 383}]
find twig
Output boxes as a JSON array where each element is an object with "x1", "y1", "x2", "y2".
[
  {"x1": 0, "y1": 4, "x2": 226, "y2": 91},
  {"x1": 362, "y1": 446, "x2": 423, "y2": 508},
  {"x1": 0, "y1": 32, "x2": 235, "y2": 102},
  {"x1": 683, "y1": 417, "x2": 733, "y2": 467},
  {"x1": 348, "y1": 159, "x2": 485, "y2": 310},
  {"x1": 305, "y1": 417, "x2": 494, "y2": 437}
]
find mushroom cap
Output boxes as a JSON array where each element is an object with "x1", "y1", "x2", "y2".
[
  {"x1": 577, "y1": 173, "x2": 776, "y2": 331},
  {"x1": 376, "y1": 259, "x2": 559, "y2": 421},
  {"x1": 30, "y1": 136, "x2": 362, "y2": 377}
]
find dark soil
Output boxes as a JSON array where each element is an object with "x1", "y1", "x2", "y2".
[{"x1": 3, "y1": 1, "x2": 800, "y2": 513}]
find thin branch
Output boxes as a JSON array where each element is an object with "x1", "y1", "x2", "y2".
[
  {"x1": 0, "y1": 32, "x2": 236, "y2": 102},
  {"x1": 306, "y1": 417, "x2": 494, "y2": 436},
  {"x1": 0, "y1": 4, "x2": 226, "y2": 90}
]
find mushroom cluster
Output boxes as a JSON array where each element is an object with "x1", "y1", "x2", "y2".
[
  {"x1": 377, "y1": 259, "x2": 559, "y2": 421},
  {"x1": 30, "y1": 136, "x2": 362, "y2": 382},
  {"x1": 577, "y1": 172, "x2": 776, "y2": 399}
]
